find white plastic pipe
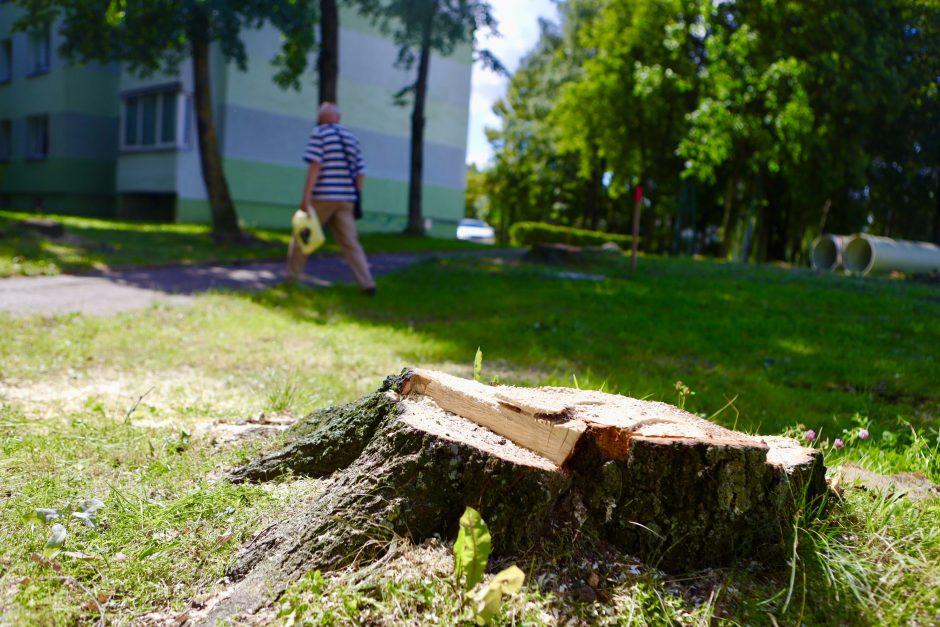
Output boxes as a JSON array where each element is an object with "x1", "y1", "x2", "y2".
[
  {"x1": 842, "y1": 234, "x2": 940, "y2": 275},
  {"x1": 810, "y1": 234, "x2": 846, "y2": 272}
]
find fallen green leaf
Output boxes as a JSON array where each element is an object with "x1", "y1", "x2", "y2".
[
  {"x1": 25, "y1": 508, "x2": 61, "y2": 524},
  {"x1": 475, "y1": 565, "x2": 525, "y2": 625},
  {"x1": 43, "y1": 524, "x2": 67, "y2": 559}
]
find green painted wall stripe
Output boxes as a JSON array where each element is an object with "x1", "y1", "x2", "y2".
[
  {"x1": 178, "y1": 195, "x2": 461, "y2": 237},
  {"x1": 0, "y1": 70, "x2": 118, "y2": 118},
  {"x1": 0, "y1": 158, "x2": 115, "y2": 194},
  {"x1": 0, "y1": 7, "x2": 21, "y2": 32},
  {"x1": 221, "y1": 158, "x2": 461, "y2": 218},
  {"x1": 340, "y1": 79, "x2": 470, "y2": 148},
  {"x1": 4, "y1": 193, "x2": 114, "y2": 216},
  {"x1": 178, "y1": 164, "x2": 464, "y2": 231},
  {"x1": 222, "y1": 76, "x2": 470, "y2": 148}
]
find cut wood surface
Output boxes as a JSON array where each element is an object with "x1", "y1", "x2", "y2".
[
  {"x1": 404, "y1": 368, "x2": 787, "y2": 467},
  {"x1": 202, "y1": 369, "x2": 827, "y2": 624},
  {"x1": 402, "y1": 368, "x2": 587, "y2": 465}
]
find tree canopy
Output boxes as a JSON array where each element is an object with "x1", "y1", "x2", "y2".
[
  {"x1": 15, "y1": 0, "x2": 319, "y2": 88},
  {"x1": 483, "y1": 0, "x2": 940, "y2": 260}
]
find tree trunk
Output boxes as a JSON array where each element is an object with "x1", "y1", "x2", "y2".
[
  {"x1": 817, "y1": 199, "x2": 832, "y2": 235},
  {"x1": 498, "y1": 184, "x2": 510, "y2": 245},
  {"x1": 719, "y1": 169, "x2": 738, "y2": 258},
  {"x1": 630, "y1": 182, "x2": 643, "y2": 273},
  {"x1": 883, "y1": 205, "x2": 895, "y2": 238},
  {"x1": 933, "y1": 177, "x2": 940, "y2": 245},
  {"x1": 318, "y1": 0, "x2": 339, "y2": 104},
  {"x1": 191, "y1": 37, "x2": 240, "y2": 238},
  {"x1": 404, "y1": 9, "x2": 435, "y2": 236},
  {"x1": 584, "y1": 158, "x2": 604, "y2": 231},
  {"x1": 200, "y1": 369, "x2": 826, "y2": 623}
]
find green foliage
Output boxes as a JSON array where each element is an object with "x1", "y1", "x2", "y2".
[
  {"x1": 453, "y1": 506, "x2": 491, "y2": 590},
  {"x1": 464, "y1": 164, "x2": 491, "y2": 220},
  {"x1": 484, "y1": 0, "x2": 940, "y2": 260},
  {"x1": 556, "y1": 0, "x2": 699, "y2": 190},
  {"x1": 262, "y1": 369, "x2": 315, "y2": 416},
  {"x1": 42, "y1": 524, "x2": 67, "y2": 559},
  {"x1": 473, "y1": 347, "x2": 483, "y2": 382},
  {"x1": 485, "y1": 3, "x2": 609, "y2": 236},
  {"x1": 474, "y1": 565, "x2": 525, "y2": 625},
  {"x1": 451, "y1": 507, "x2": 526, "y2": 624},
  {"x1": 11, "y1": 0, "x2": 319, "y2": 89},
  {"x1": 509, "y1": 221, "x2": 635, "y2": 248},
  {"x1": 674, "y1": 380, "x2": 694, "y2": 410}
]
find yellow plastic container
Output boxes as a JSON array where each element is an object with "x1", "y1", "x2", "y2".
[{"x1": 292, "y1": 209, "x2": 325, "y2": 255}]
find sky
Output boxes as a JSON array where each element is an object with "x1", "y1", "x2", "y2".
[{"x1": 465, "y1": 0, "x2": 559, "y2": 168}]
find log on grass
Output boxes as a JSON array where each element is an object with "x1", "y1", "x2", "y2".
[
  {"x1": 523, "y1": 242, "x2": 623, "y2": 265},
  {"x1": 203, "y1": 369, "x2": 825, "y2": 623}
]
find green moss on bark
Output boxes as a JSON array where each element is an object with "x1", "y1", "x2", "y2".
[{"x1": 230, "y1": 372, "x2": 408, "y2": 483}]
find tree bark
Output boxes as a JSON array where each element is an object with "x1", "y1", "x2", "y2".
[
  {"x1": 318, "y1": 0, "x2": 339, "y2": 104},
  {"x1": 190, "y1": 35, "x2": 240, "y2": 238},
  {"x1": 404, "y1": 8, "x2": 435, "y2": 236},
  {"x1": 817, "y1": 199, "x2": 832, "y2": 235},
  {"x1": 933, "y1": 177, "x2": 940, "y2": 245},
  {"x1": 584, "y1": 158, "x2": 604, "y2": 231},
  {"x1": 719, "y1": 168, "x2": 739, "y2": 258},
  {"x1": 201, "y1": 370, "x2": 826, "y2": 623},
  {"x1": 630, "y1": 181, "x2": 643, "y2": 273}
]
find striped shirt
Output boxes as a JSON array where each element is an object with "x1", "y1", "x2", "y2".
[{"x1": 302, "y1": 123, "x2": 366, "y2": 202}]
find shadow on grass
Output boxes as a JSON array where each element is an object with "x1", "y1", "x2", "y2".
[
  {"x1": 62, "y1": 252, "x2": 428, "y2": 296},
  {"x1": 0, "y1": 210, "x2": 499, "y2": 278},
  {"x1": 242, "y1": 254, "x2": 940, "y2": 436},
  {"x1": 0, "y1": 211, "x2": 289, "y2": 276}
]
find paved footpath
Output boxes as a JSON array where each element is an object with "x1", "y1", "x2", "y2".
[{"x1": 0, "y1": 250, "x2": 518, "y2": 316}]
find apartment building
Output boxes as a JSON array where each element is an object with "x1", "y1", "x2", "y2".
[
  {"x1": 0, "y1": 6, "x2": 119, "y2": 216},
  {"x1": 0, "y1": 6, "x2": 472, "y2": 233}
]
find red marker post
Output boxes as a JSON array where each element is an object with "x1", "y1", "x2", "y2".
[{"x1": 631, "y1": 184, "x2": 643, "y2": 273}]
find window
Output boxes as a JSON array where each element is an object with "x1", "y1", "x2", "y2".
[
  {"x1": 0, "y1": 39, "x2": 11, "y2": 83},
  {"x1": 28, "y1": 28, "x2": 51, "y2": 76},
  {"x1": 0, "y1": 120, "x2": 11, "y2": 161},
  {"x1": 27, "y1": 115, "x2": 49, "y2": 159},
  {"x1": 121, "y1": 87, "x2": 185, "y2": 150}
]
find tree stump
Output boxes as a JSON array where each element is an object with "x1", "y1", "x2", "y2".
[{"x1": 201, "y1": 369, "x2": 825, "y2": 623}]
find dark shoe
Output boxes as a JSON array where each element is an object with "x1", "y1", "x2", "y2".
[{"x1": 361, "y1": 286, "x2": 377, "y2": 296}]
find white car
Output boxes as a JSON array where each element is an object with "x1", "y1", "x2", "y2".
[{"x1": 456, "y1": 218, "x2": 496, "y2": 244}]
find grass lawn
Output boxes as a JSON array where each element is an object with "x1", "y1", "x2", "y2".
[
  {"x1": 0, "y1": 252, "x2": 937, "y2": 624},
  {"x1": 0, "y1": 210, "x2": 491, "y2": 277}
]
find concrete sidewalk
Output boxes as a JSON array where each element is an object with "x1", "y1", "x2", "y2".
[{"x1": 0, "y1": 251, "x2": 514, "y2": 316}]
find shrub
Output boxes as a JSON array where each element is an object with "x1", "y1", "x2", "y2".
[{"x1": 509, "y1": 221, "x2": 636, "y2": 248}]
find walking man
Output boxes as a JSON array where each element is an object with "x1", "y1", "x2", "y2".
[{"x1": 289, "y1": 102, "x2": 376, "y2": 294}]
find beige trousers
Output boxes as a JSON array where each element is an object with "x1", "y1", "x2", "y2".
[{"x1": 288, "y1": 200, "x2": 375, "y2": 289}]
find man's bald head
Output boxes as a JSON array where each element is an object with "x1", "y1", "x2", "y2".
[{"x1": 319, "y1": 102, "x2": 341, "y2": 124}]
